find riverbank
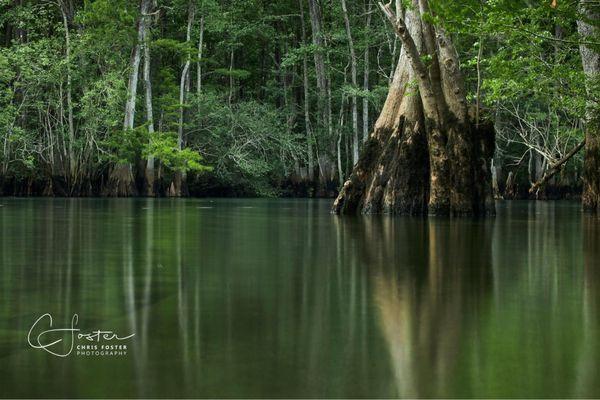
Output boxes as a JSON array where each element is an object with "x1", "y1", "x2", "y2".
[
  {"x1": 0, "y1": 174, "x2": 340, "y2": 198},
  {"x1": 0, "y1": 174, "x2": 582, "y2": 200}
]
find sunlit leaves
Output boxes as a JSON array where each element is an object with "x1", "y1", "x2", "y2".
[{"x1": 144, "y1": 133, "x2": 211, "y2": 174}]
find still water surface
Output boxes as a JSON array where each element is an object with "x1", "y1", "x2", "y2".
[{"x1": 0, "y1": 199, "x2": 599, "y2": 398}]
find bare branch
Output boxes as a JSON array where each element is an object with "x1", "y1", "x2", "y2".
[{"x1": 529, "y1": 139, "x2": 585, "y2": 195}]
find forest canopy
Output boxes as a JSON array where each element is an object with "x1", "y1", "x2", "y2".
[{"x1": 0, "y1": 0, "x2": 598, "y2": 201}]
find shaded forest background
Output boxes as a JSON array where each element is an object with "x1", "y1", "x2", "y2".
[{"x1": 0, "y1": 0, "x2": 597, "y2": 198}]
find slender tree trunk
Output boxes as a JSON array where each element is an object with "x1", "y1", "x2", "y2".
[
  {"x1": 197, "y1": 14, "x2": 205, "y2": 97},
  {"x1": 16, "y1": 0, "x2": 25, "y2": 43},
  {"x1": 123, "y1": 7, "x2": 144, "y2": 130},
  {"x1": 307, "y1": 0, "x2": 327, "y2": 99},
  {"x1": 228, "y1": 49, "x2": 234, "y2": 106},
  {"x1": 299, "y1": 0, "x2": 315, "y2": 183},
  {"x1": 337, "y1": 99, "x2": 346, "y2": 186},
  {"x1": 362, "y1": 0, "x2": 372, "y2": 143},
  {"x1": 171, "y1": 1, "x2": 195, "y2": 197},
  {"x1": 178, "y1": 2, "x2": 195, "y2": 147},
  {"x1": 107, "y1": 0, "x2": 152, "y2": 196},
  {"x1": 281, "y1": 41, "x2": 297, "y2": 152},
  {"x1": 307, "y1": 0, "x2": 334, "y2": 191},
  {"x1": 326, "y1": 51, "x2": 335, "y2": 182},
  {"x1": 578, "y1": 0, "x2": 600, "y2": 213},
  {"x1": 341, "y1": 0, "x2": 359, "y2": 165},
  {"x1": 475, "y1": 36, "x2": 483, "y2": 127},
  {"x1": 337, "y1": 69, "x2": 349, "y2": 185},
  {"x1": 333, "y1": 0, "x2": 494, "y2": 216},
  {"x1": 143, "y1": 2, "x2": 156, "y2": 196},
  {"x1": 59, "y1": 0, "x2": 75, "y2": 189}
]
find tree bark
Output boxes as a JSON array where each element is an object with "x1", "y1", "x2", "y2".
[
  {"x1": 227, "y1": 48, "x2": 234, "y2": 106},
  {"x1": 171, "y1": 1, "x2": 195, "y2": 197},
  {"x1": 333, "y1": 0, "x2": 495, "y2": 216},
  {"x1": 333, "y1": 5, "x2": 430, "y2": 215},
  {"x1": 197, "y1": 14, "x2": 204, "y2": 97},
  {"x1": 299, "y1": 0, "x2": 315, "y2": 182},
  {"x1": 337, "y1": 93, "x2": 347, "y2": 186},
  {"x1": 578, "y1": 0, "x2": 600, "y2": 213},
  {"x1": 143, "y1": 2, "x2": 156, "y2": 196},
  {"x1": 179, "y1": 1, "x2": 195, "y2": 148},
  {"x1": 123, "y1": 3, "x2": 145, "y2": 131}
]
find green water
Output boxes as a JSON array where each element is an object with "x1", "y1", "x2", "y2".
[{"x1": 0, "y1": 199, "x2": 598, "y2": 398}]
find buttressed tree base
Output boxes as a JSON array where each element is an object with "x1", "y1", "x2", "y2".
[{"x1": 332, "y1": 0, "x2": 495, "y2": 216}]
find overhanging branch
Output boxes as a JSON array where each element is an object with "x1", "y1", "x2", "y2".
[{"x1": 529, "y1": 139, "x2": 585, "y2": 196}]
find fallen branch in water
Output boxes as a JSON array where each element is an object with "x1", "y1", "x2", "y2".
[{"x1": 529, "y1": 139, "x2": 586, "y2": 196}]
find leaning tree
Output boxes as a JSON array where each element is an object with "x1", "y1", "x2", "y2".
[{"x1": 332, "y1": 0, "x2": 495, "y2": 216}]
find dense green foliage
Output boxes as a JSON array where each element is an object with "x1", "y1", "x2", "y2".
[{"x1": 0, "y1": 0, "x2": 597, "y2": 196}]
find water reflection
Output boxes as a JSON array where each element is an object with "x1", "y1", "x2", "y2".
[
  {"x1": 577, "y1": 214, "x2": 600, "y2": 398},
  {"x1": 0, "y1": 199, "x2": 598, "y2": 398},
  {"x1": 337, "y1": 217, "x2": 493, "y2": 398}
]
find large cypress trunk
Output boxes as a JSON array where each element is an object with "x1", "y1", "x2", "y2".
[
  {"x1": 332, "y1": 41, "x2": 430, "y2": 214},
  {"x1": 333, "y1": 0, "x2": 495, "y2": 216},
  {"x1": 578, "y1": 0, "x2": 600, "y2": 213},
  {"x1": 583, "y1": 128, "x2": 600, "y2": 213}
]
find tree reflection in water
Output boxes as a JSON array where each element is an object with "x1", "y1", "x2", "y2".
[
  {"x1": 0, "y1": 200, "x2": 598, "y2": 398},
  {"x1": 341, "y1": 217, "x2": 493, "y2": 398}
]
